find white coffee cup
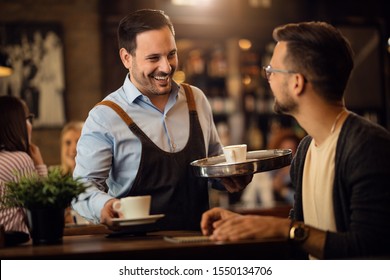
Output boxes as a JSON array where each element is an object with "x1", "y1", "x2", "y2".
[
  {"x1": 112, "y1": 195, "x2": 151, "y2": 219},
  {"x1": 222, "y1": 144, "x2": 247, "y2": 163}
]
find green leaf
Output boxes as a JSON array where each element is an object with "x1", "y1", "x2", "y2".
[{"x1": 1, "y1": 167, "x2": 88, "y2": 209}]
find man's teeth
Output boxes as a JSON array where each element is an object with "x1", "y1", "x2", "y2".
[{"x1": 154, "y1": 76, "x2": 168, "y2": 80}]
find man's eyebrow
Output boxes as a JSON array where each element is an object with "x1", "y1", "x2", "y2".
[
  {"x1": 145, "y1": 49, "x2": 177, "y2": 59},
  {"x1": 145, "y1": 53, "x2": 160, "y2": 58}
]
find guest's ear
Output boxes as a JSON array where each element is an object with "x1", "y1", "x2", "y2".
[{"x1": 292, "y1": 73, "x2": 306, "y2": 96}]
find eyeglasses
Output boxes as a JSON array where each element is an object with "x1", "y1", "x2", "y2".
[
  {"x1": 262, "y1": 65, "x2": 297, "y2": 81},
  {"x1": 26, "y1": 113, "x2": 35, "y2": 125}
]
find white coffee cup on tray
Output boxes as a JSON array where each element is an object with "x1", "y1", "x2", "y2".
[
  {"x1": 222, "y1": 144, "x2": 247, "y2": 163},
  {"x1": 112, "y1": 195, "x2": 151, "y2": 219}
]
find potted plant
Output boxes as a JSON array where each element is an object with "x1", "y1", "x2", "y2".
[{"x1": 2, "y1": 168, "x2": 87, "y2": 245}]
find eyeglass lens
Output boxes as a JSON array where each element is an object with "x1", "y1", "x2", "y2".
[{"x1": 262, "y1": 66, "x2": 270, "y2": 80}]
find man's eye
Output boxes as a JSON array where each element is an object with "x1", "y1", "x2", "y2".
[{"x1": 148, "y1": 57, "x2": 159, "y2": 62}]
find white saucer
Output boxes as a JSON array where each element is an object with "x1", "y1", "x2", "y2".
[{"x1": 111, "y1": 214, "x2": 165, "y2": 227}]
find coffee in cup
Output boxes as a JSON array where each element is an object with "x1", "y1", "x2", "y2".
[
  {"x1": 222, "y1": 144, "x2": 247, "y2": 163},
  {"x1": 112, "y1": 195, "x2": 151, "y2": 219}
]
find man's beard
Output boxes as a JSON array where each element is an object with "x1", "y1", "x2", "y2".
[
  {"x1": 273, "y1": 93, "x2": 297, "y2": 115},
  {"x1": 130, "y1": 59, "x2": 174, "y2": 96}
]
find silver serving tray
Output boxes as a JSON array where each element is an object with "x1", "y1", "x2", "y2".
[{"x1": 190, "y1": 149, "x2": 292, "y2": 178}]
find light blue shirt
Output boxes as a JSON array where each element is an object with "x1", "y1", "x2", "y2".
[{"x1": 72, "y1": 76, "x2": 222, "y2": 223}]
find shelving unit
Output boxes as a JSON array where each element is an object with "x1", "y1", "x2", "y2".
[{"x1": 177, "y1": 37, "x2": 303, "y2": 151}]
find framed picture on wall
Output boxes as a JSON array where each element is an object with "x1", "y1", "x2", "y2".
[{"x1": 0, "y1": 22, "x2": 66, "y2": 127}]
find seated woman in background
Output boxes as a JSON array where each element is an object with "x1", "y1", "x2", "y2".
[
  {"x1": 0, "y1": 96, "x2": 47, "y2": 234},
  {"x1": 59, "y1": 121, "x2": 88, "y2": 224},
  {"x1": 267, "y1": 128, "x2": 302, "y2": 205},
  {"x1": 241, "y1": 128, "x2": 302, "y2": 208},
  {"x1": 60, "y1": 121, "x2": 84, "y2": 175}
]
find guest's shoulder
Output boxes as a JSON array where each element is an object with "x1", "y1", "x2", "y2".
[
  {"x1": 339, "y1": 113, "x2": 390, "y2": 160},
  {"x1": 341, "y1": 113, "x2": 390, "y2": 144},
  {"x1": 0, "y1": 150, "x2": 32, "y2": 164},
  {"x1": 0, "y1": 151, "x2": 34, "y2": 174}
]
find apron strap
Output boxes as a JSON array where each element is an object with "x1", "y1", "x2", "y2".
[
  {"x1": 95, "y1": 100, "x2": 134, "y2": 126},
  {"x1": 181, "y1": 83, "x2": 196, "y2": 112}
]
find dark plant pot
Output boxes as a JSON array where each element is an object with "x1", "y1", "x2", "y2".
[{"x1": 27, "y1": 207, "x2": 65, "y2": 245}]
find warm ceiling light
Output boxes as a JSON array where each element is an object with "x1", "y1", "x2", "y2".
[
  {"x1": 242, "y1": 75, "x2": 252, "y2": 85},
  {"x1": 239, "y1": 39, "x2": 252, "y2": 50},
  {"x1": 173, "y1": 70, "x2": 186, "y2": 84}
]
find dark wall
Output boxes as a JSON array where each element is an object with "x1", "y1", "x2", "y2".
[
  {"x1": 0, "y1": 0, "x2": 103, "y2": 165},
  {"x1": 306, "y1": 0, "x2": 390, "y2": 127}
]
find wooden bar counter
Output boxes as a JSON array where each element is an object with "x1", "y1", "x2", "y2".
[{"x1": 0, "y1": 225, "x2": 293, "y2": 260}]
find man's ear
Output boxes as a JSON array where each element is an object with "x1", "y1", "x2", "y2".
[
  {"x1": 292, "y1": 73, "x2": 306, "y2": 96},
  {"x1": 119, "y1": 48, "x2": 132, "y2": 70}
]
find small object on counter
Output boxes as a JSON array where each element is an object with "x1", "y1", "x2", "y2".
[
  {"x1": 164, "y1": 235, "x2": 211, "y2": 243},
  {"x1": 4, "y1": 231, "x2": 30, "y2": 246}
]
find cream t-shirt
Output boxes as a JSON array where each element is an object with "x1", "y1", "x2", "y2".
[{"x1": 302, "y1": 111, "x2": 349, "y2": 233}]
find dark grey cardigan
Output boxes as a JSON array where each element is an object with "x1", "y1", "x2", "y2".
[{"x1": 290, "y1": 112, "x2": 390, "y2": 259}]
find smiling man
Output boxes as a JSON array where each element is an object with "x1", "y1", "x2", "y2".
[{"x1": 72, "y1": 9, "x2": 251, "y2": 231}]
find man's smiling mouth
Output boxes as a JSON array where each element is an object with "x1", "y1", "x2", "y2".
[{"x1": 152, "y1": 75, "x2": 169, "y2": 81}]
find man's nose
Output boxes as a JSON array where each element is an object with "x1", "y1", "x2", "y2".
[{"x1": 159, "y1": 57, "x2": 172, "y2": 73}]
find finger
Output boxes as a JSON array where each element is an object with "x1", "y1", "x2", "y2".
[
  {"x1": 221, "y1": 176, "x2": 252, "y2": 193},
  {"x1": 102, "y1": 219, "x2": 120, "y2": 231},
  {"x1": 212, "y1": 219, "x2": 226, "y2": 229},
  {"x1": 201, "y1": 208, "x2": 222, "y2": 235},
  {"x1": 221, "y1": 178, "x2": 237, "y2": 193},
  {"x1": 230, "y1": 175, "x2": 253, "y2": 190},
  {"x1": 201, "y1": 220, "x2": 212, "y2": 236}
]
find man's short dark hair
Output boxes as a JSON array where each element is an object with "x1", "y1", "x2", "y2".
[
  {"x1": 117, "y1": 9, "x2": 175, "y2": 55},
  {"x1": 273, "y1": 21, "x2": 354, "y2": 102}
]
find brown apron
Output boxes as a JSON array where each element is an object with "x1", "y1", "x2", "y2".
[{"x1": 97, "y1": 83, "x2": 208, "y2": 230}]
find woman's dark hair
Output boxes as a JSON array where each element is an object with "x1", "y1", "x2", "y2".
[
  {"x1": 273, "y1": 21, "x2": 354, "y2": 103},
  {"x1": 0, "y1": 96, "x2": 30, "y2": 154},
  {"x1": 117, "y1": 9, "x2": 175, "y2": 55}
]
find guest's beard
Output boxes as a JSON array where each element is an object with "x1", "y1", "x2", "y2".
[{"x1": 273, "y1": 89, "x2": 297, "y2": 115}]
